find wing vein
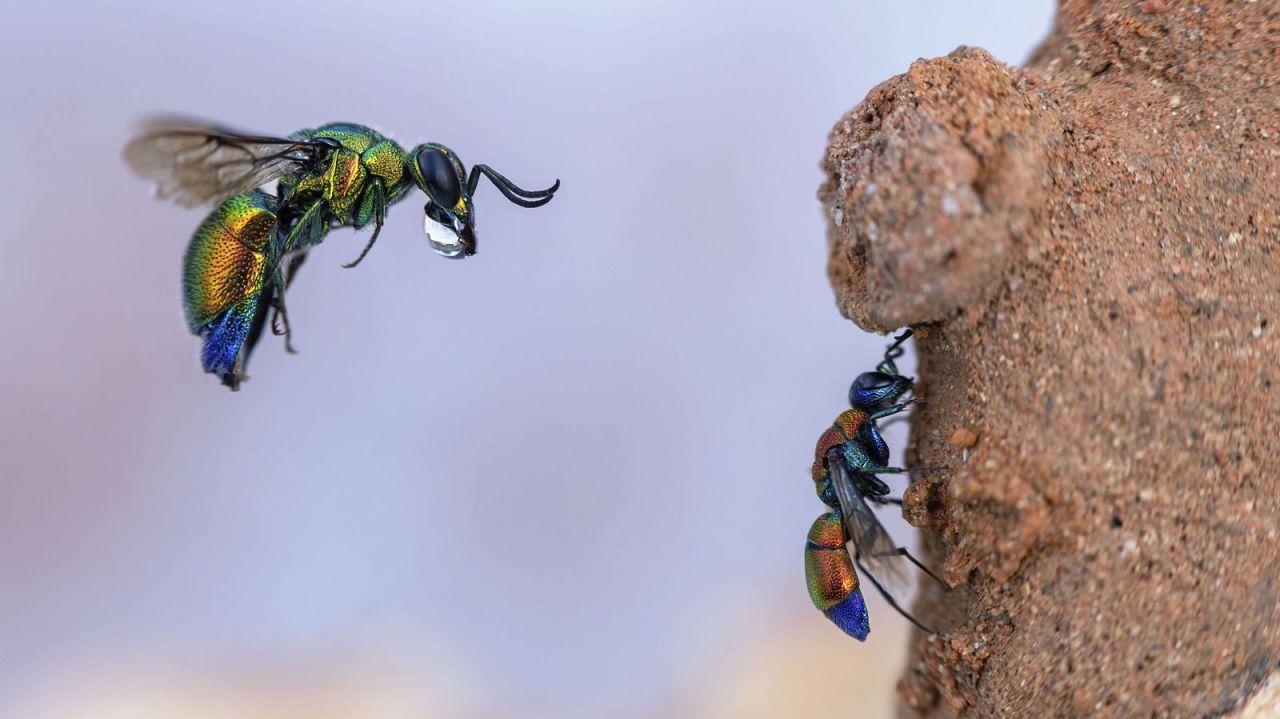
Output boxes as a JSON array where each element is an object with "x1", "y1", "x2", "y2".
[{"x1": 124, "y1": 116, "x2": 329, "y2": 208}]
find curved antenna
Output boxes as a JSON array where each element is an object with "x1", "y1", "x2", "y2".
[
  {"x1": 877, "y1": 328, "x2": 913, "y2": 375},
  {"x1": 467, "y1": 164, "x2": 560, "y2": 208}
]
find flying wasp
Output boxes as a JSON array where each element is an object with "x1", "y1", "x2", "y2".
[
  {"x1": 124, "y1": 117, "x2": 560, "y2": 389},
  {"x1": 804, "y1": 330, "x2": 945, "y2": 639}
]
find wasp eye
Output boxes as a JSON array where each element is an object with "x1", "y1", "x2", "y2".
[
  {"x1": 416, "y1": 146, "x2": 461, "y2": 208},
  {"x1": 853, "y1": 372, "x2": 894, "y2": 391}
]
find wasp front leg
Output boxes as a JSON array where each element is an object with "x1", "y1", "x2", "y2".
[
  {"x1": 343, "y1": 178, "x2": 387, "y2": 268},
  {"x1": 806, "y1": 511, "x2": 870, "y2": 640},
  {"x1": 870, "y1": 398, "x2": 919, "y2": 421},
  {"x1": 853, "y1": 555, "x2": 937, "y2": 633}
]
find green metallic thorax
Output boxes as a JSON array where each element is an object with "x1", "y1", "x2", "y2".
[{"x1": 278, "y1": 123, "x2": 413, "y2": 242}]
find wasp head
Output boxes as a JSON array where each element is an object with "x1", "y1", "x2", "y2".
[
  {"x1": 408, "y1": 143, "x2": 559, "y2": 259},
  {"x1": 408, "y1": 143, "x2": 475, "y2": 259},
  {"x1": 849, "y1": 329, "x2": 915, "y2": 410},
  {"x1": 848, "y1": 370, "x2": 913, "y2": 411}
]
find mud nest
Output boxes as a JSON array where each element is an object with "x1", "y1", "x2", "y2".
[{"x1": 818, "y1": 2, "x2": 1280, "y2": 716}]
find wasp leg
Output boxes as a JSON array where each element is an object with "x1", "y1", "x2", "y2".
[
  {"x1": 871, "y1": 398, "x2": 921, "y2": 421},
  {"x1": 877, "y1": 416, "x2": 911, "y2": 430},
  {"x1": 267, "y1": 201, "x2": 324, "y2": 354},
  {"x1": 342, "y1": 210, "x2": 383, "y2": 268},
  {"x1": 855, "y1": 554, "x2": 937, "y2": 635},
  {"x1": 269, "y1": 251, "x2": 308, "y2": 351},
  {"x1": 868, "y1": 496, "x2": 904, "y2": 506},
  {"x1": 282, "y1": 251, "x2": 308, "y2": 290},
  {"x1": 860, "y1": 494, "x2": 950, "y2": 588},
  {"x1": 268, "y1": 267, "x2": 297, "y2": 354},
  {"x1": 869, "y1": 545, "x2": 948, "y2": 588},
  {"x1": 862, "y1": 464, "x2": 947, "y2": 475},
  {"x1": 344, "y1": 179, "x2": 386, "y2": 268},
  {"x1": 281, "y1": 199, "x2": 328, "y2": 254},
  {"x1": 860, "y1": 460, "x2": 921, "y2": 473}
]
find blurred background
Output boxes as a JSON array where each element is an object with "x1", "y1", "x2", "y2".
[{"x1": 0, "y1": 2, "x2": 1052, "y2": 717}]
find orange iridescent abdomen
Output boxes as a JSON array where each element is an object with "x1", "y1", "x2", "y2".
[{"x1": 804, "y1": 512, "x2": 869, "y2": 639}]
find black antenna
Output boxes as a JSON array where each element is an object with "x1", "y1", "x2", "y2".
[{"x1": 467, "y1": 164, "x2": 559, "y2": 207}]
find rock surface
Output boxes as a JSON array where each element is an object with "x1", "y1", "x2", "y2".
[{"x1": 819, "y1": 2, "x2": 1279, "y2": 716}]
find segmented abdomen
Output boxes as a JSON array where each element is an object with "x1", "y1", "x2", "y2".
[
  {"x1": 182, "y1": 190, "x2": 278, "y2": 378},
  {"x1": 182, "y1": 190, "x2": 277, "y2": 329},
  {"x1": 805, "y1": 511, "x2": 869, "y2": 640}
]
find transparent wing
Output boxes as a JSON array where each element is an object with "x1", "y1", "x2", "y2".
[
  {"x1": 828, "y1": 448, "x2": 913, "y2": 597},
  {"x1": 123, "y1": 116, "x2": 326, "y2": 207}
]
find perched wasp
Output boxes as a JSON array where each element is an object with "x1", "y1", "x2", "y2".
[
  {"x1": 804, "y1": 330, "x2": 943, "y2": 639},
  {"x1": 124, "y1": 118, "x2": 560, "y2": 389}
]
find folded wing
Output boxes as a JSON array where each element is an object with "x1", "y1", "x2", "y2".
[{"x1": 828, "y1": 448, "x2": 913, "y2": 598}]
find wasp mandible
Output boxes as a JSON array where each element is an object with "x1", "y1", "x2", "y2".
[
  {"x1": 804, "y1": 330, "x2": 946, "y2": 639},
  {"x1": 125, "y1": 118, "x2": 560, "y2": 390}
]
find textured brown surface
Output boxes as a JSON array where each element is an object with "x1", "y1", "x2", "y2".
[{"x1": 819, "y1": 2, "x2": 1279, "y2": 717}]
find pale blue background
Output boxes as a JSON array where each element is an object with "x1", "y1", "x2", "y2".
[{"x1": 0, "y1": 2, "x2": 1053, "y2": 717}]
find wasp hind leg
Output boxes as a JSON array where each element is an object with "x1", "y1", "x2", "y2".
[
  {"x1": 874, "y1": 543, "x2": 947, "y2": 588},
  {"x1": 269, "y1": 286, "x2": 295, "y2": 354},
  {"x1": 868, "y1": 496, "x2": 904, "y2": 506},
  {"x1": 863, "y1": 495, "x2": 949, "y2": 588},
  {"x1": 854, "y1": 554, "x2": 937, "y2": 635},
  {"x1": 270, "y1": 252, "x2": 308, "y2": 354}
]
